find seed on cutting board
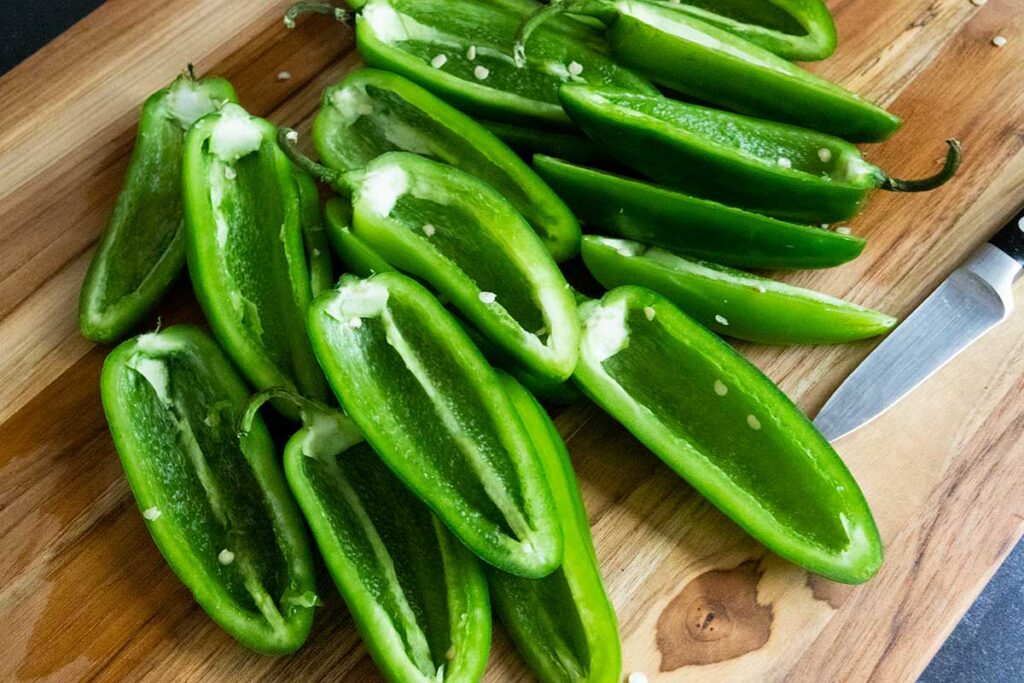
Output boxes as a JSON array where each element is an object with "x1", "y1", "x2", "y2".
[
  {"x1": 835, "y1": 226, "x2": 852, "y2": 235},
  {"x1": 277, "y1": 71, "x2": 291, "y2": 81},
  {"x1": 992, "y1": 35, "x2": 1007, "y2": 47}
]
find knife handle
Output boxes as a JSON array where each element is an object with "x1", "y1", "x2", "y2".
[{"x1": 989, "y1": 206, "x2": 1024, "y2": 267}]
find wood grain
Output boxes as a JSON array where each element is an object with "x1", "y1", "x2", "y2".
[{"x1": 0, "y1": 0, "x2": 1021, "y2": 680}]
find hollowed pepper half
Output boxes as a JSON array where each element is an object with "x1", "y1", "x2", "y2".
[
  {"x1": 560, "y1": 86, "x2": 961, "y2": 224},
  {"x1": 79, "y1": 70, "x2": 237, "y2": 343},
  {"x1": 101, "y1": 326, "x2": 316, "y2": 653},
  {"x1": 573, "y1": 287, "x2": 883, "y2": 583},
  {"x1": 286, "y1": 0, "x2": 655, "y2": 126},
  {"x1": 307, "y1": 272, "x2": 564, "y2": 578},
  {"x1": 282, "y1": 139, "x2": 581, "y2": 383},
  {"x1": 182, "y1": 104, "x2": 329, "y2": 414},
  {"x1": 313, "y1": 68, "x2": 581, "y2": 261},
  {"x1": 491, "y1": 374, "x2": 621, "y2": 682},
  {"x1": 518, "y1": 0, "x2": 893, "y2": 141},
  {"x1": 582, "y1": 236, "x2": 897, "y2": 344},
  {"x1": 533, "y1": 154, "x2": 865, "y2": 270},
  {"x1": 244, "y1": 391, "x2": 492, "y2": 682}
]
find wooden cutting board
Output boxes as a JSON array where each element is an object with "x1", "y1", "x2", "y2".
[{"x1": 2, "y1": 0, "x2": 1022, "y2": 680}]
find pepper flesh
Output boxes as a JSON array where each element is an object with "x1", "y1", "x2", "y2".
[
  {"x1": 323, "y1": 197, "x2": 393, "y2": 276},
  {"x1": 639, "y1": 0, "x2": 837, "y2": 61},
  {"x1": 560, "y1": 86, "x2": 960, "y2": 224},
  {"x1": 79, "y1": 73, "x2": 237, "y2": 342},
  {"x1": 313, "y1": 68, "x2": 580, "y2": 261},
  {"x1": 582, "y1": 236, "x2": 897, "y2": 344},
  {"x1": 533, "y1": 154, "x2": 865, "y2": 269},
  {"x1": 100, "y1": 326, "x2": 316, "y2": 653},
  {"x1": 182, "y1": 104, "x2": 328, "y2": 412},
  {"x1": 573, "y1": 287, "x2": 883, "y2": 583},
  {"x1": 277, "y1": 397, "x2": 491, "y2": 682},
  {"x1": 484, "y1": 119, "x2": 617, "y2": 168},
  {"x1": 295, "y1": 170, "x2": 334, "y2": 296},
  {"x1": 491, "y1": 374, "x2": 621, "y2": 682},
  {"x1": 349, "y1": 0, "x2": 656, "y2": 126},
  {"x1": 307, "y1": 272, "x2": 563, "y2": 577}
]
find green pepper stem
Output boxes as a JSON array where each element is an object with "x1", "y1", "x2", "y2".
[
  {"x1": 514, "y1": 0, "x2": 614, "y2": 66},
  {"x1": 879, "y1": 139, "x2": 962, "y2": 193},
  {"x1": 276, "y1": 127, "x2": 348, "y2": 190},
  {"x1": 283, "y1": 1, "x2": 351, "y2": 29},
  {"x1": 186, "y1": 63, "x2": 196, "y2": 81}
]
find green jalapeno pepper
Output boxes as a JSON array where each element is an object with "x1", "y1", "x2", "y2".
[
  {"x1": 560, "y1": 86, "x2": 962, "y2": 224},
  {"x1": 241, "y1": 391, "x2": 491, "y2": 682},
  {"x1": 483, "y1": 119, "x2": 616, "y2": 168},
  {"x1": 79, "y1": 71, "x2": 237, "y2": 343},
  {"x1": 182, "y1": 104, "x2": 328, "y2": 413},
  {"x1": 307, "y1": 272, "x2": 564, "y2": 578},
  {"x1": 101, "y1": 326, "x2": 316, "y2": 653},
  {"x1": 282, "y1": 138, "x2": 581, "y2": 382},
  {"x1": 519, "y1": 1, "x2": 892, "y2": 141},
  {"x1": 296, "y1": 170, "x2": 335, "y2": 296},
  {"x1": 582, "y1": 236, "x2": 897, "y2": 344},
  {"x1": 533, "y1": 155, "x2": 865, "y2": 269},
  {"x1": 323, "y1": 197, "x2": 393, "y2": 277},
  {"x1": 288, "y1": 0, "x2": 655, "y2": 126},
  {"x1": 491, "y1": 374, "x2": 620, "y2": 682},
  {"x1": 633, "y1": 0, "x2": 836, "y2": 61},
  {"x1": 573, "y1": 287, "x2": 883, "y2": 583},
  {"x1": 312, "y1": 68, "x2": 580, "y2": 261}
]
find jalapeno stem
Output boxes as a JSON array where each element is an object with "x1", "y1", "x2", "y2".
[
  {"x1": 514, "y1": 2, "x2": 573, "y2": 67},
  {"x1": 283, "y1": 1, "x2": 350, "y2": 29},
  {"x1": 878, "y1": 139, "x2": 962, "y2": 192},
  {"x1": 239, "y1": 387, "x2": 363, "y2": 452},
  {"x1": 277, "y1": 127, "x2": 350, "y2": 190}
]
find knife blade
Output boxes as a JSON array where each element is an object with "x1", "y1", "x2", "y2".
[{"x1": 814, "y1": 207, "x2": 1024, "y2": 442}]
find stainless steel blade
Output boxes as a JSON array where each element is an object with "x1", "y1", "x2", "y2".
[{"x1": 814, "y1": 244, "x2": 1022, "y2": 442}]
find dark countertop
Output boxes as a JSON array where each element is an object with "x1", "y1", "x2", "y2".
[{"x1": 3, "y1": 3, "x2": 1021, "y2": 681}]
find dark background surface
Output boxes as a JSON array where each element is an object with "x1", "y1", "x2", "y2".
[{"x1": 3, "y1": 2, "x2": 1022, "y2": 681}]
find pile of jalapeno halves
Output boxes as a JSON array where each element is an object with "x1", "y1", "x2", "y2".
[{"x1": 80, "y1": 0, "x2": 961, "y2": 679}]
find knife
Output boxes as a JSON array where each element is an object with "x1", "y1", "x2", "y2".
[{"x1": 814, "y1": 207, "x2": 1024, "y2": 442}]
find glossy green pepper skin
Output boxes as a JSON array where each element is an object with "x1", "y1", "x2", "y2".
[
  {"x1": 296, "y1": 170, "x2": 334, "y2": 296},
  {"x1": 519, "y1": 0, "x2": 890, "y2": 140},
  {"x1": 323, "y1": 198, "x2": 393, "y2": 277},
  {"x1": 491, "y1": 375, "x2": 620, "y2": 682},
  {"x1": 307, "y1": 272, "x2": 564, "y2": 578},
  {"x1": 639, "y1": 0, "x2": 837, "y2": 61},
  {"x1": 582, "y1": 236, "x2": 897, "y2": 344},
  {"x1": 313, "y1": 68, "x2": 580, "y2": 261},
  {"x1": 101, "y1": 326, "x2": 316, "y2": 653},
  {"x1": 182, "y1": 104, "x2": 328, "y2": 412},
  {"x1": 79, "y1": 72, "x2": 237, "y2": 343},
  {"x1": 573, "y1": 287, "x2": 883, "y2": 583},
  {"x1": 283, "y1": 141, "x2": 581, "y2": 383},
  {"x1": 483, "y1": 119, "x2": 618, "y2": 169},
  {"x1": 269, "y1": 395, "x2": 491, "y2": 682},
  {"x1": 326, "y1": 0, "x2": 656, "y2": 126},
  {"x1": 533, "y1": 155, "x2": 865, "y2": 269},
  {"x1": 560, "y1": 87, "x2": 961, "y2": 224}
]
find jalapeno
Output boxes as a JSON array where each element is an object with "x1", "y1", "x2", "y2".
[
  {"x1": 483, "y1": 119, "x2": 616, "y2": 167},
  {"x1": 518, "y1": 0, "x2": 892, "y2": 141},
  {"x1": 312, "y1": 68, "x2": 580, "y2": 260},
  {"x1": 242, "y1": 392, "x2": 491, "y2": 682},
  {"x1": 533, "y1": 154, "x2": 865, "y2": 269},
  {"x1": 582, "y1": 236, "x2": 897, "y2": 344},
  {"x1": 560, "y1": 86, "x2": 961, "y2": 224},
  {"x1": 101, "y1": 326, "x2": 316, "y2": 653},
  {"x1": 282, "y1": 138, "x2": 581, "y2": 382},
  {"x1": 182, "y1": 104, "x2": 328, "y2": 413},
  {"x1": 79, "y1": 71, "x2": 237, "y2": 343},
  {"x1": 573, "y1": 287, "x2": 883, "y2": 583},
  {"x1": 307, "y1": 272, "x2": 563, "y2": 578},
  {"x1": 287, "y1": 0, "x2": 655, "y2": 126},
  {"x1": 491, "y1": 374, "x2": 620, "y2": 682},
  {"x1": 634, "y1": 0, "x2": 837, "y2": 61}
]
